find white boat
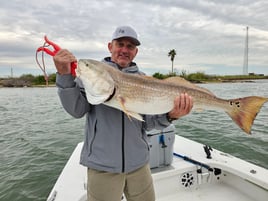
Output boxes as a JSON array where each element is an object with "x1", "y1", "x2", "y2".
[{"x1": 47, "y1": 125, "x2": 268, "y2": 201}]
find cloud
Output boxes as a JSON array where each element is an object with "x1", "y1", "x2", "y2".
[{"x1": 1, "y1": 0, "x2": 268, "y2": 77}]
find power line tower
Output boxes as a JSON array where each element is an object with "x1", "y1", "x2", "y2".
[
  {"x1": 10, "y1": 67, "x2": 13, "y2": 78},
  {"x1": 243, "y1": 26, "x2": 249, "y2": 75}
]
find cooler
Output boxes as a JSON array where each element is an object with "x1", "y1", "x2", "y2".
[{"x1": 146, "y1": 124, "x2": 175, "y2": 169}]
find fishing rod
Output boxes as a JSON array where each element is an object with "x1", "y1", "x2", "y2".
[{"x1": 173, "y1": 152, "x2": 212, "y2": 170}]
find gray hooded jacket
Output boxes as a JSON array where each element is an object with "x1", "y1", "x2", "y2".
[{"x1": 56, "y1": 57, "x2": 171, "y2": 173}]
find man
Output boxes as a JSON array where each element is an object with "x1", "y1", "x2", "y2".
[{"x1": 53, "y1": 25, "x2": 193, "y2": 201}]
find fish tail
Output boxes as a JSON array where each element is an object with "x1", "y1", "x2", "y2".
[{"x1": 226, "y1": 96, "x2": 268, "y2": 134}]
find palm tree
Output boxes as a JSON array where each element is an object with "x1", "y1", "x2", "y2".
[{"x1": 168, "y1": 49, "x2": 176, "y2": 73}]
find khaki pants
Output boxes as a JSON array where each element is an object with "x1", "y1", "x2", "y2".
[{"x1": 87, "y1": 164, "x2": 155, "y2": 201}]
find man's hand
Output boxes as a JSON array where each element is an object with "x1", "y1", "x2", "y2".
[
  {"x1": 168, "y1": 93, "x2": 193, "y2": 120},
  {"x1": 53, "y1": 49, "x2": 77, "y2": 75}
]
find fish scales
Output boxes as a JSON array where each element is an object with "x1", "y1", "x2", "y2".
[
  {"x1": 113, "y1": 72, "x2": 228, "y2": 112},
  {"x1": 76, "y1": 59, "x2": 268, "y2": 134}
]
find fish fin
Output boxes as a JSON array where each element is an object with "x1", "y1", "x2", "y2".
[
  {"x1": 139, "y1": 75, "x2": 162, "y2": 83},
  {"x1": 226, "y1": 96, "x2": 268, "y2": 134},
  {"x1": 164, "y1": 77, "x2": 214, "y2": 95},
  {"x1": 117, "y1": 96, "x2": 144, "y2": 121},
  {"x1": 140, "y1": 75, "x2": 156, "y2": 79},
  {"x1": 127, "y1": 112, "x2": 144, "y2": 121},
  {"x1": 165, "y1": 76, "x2": 191, "y2": 84}
]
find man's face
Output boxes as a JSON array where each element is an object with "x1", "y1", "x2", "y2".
[{"x1": 108, "y1": 38, "x2": 138, "y2": 68}]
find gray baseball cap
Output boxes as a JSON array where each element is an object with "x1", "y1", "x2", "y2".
[{"x1": 112, "y1": 26, "x2": 140, "y2": 46}]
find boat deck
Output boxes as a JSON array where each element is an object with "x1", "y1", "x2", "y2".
[
  {"x1": 47, "y1": 135, "x2": 268, "y2": 201},
  {"x1": 150, "y1": 159, "x2": 265, "y2": 201}
]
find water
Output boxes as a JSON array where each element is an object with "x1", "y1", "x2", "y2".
[
  {"x1": 0, "y1": 81, "x2": 268, "y2": 201},
  {"x1": 0, "y1": 87, "x2": 84, "y2": 201}
]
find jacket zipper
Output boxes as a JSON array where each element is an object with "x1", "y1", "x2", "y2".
[
  {"x1": 88, "y1": 119, "x2": 97, "y2": 157},
  {"x1": 121, "y1": 112, "x2": 125, "y2": 172}
]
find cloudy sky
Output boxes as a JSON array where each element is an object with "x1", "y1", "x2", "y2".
[{"x1": 1, "y1": 0, "x2": 268, "y2": 77}]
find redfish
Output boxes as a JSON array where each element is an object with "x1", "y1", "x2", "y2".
[{"x1": 76, "y1": 59, "x2": 268, "y2": 134}]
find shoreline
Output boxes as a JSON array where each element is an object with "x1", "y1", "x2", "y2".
[{"x1": 1, "y1": 77, "x2": 268, "y2": 88}]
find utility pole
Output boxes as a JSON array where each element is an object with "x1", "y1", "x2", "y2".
[
  {"x1": 243, "y1": 26, "x2": 249, "y2": 75},
  {"x1": 11, "y1": 67, "x2": 13, "y2": 78}
]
